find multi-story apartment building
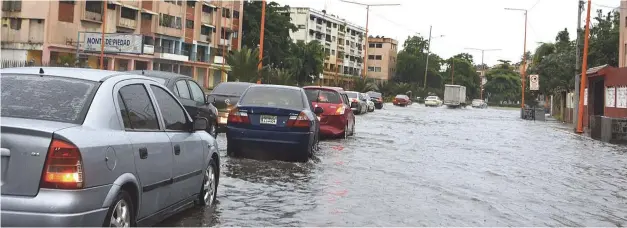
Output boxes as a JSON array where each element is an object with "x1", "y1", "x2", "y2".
[
  {"x1": 1, "y1": 0, "x2": 243, "y2": 89},
  {"x1": 620, "y1": 0, "x2": 626, "y2": 67},
  {"x1": 286, "y1": 7, "x2": 365, "y2": 85},
  {"x1": 366, "y1": 35, "x2": 397, "y2": 82}
]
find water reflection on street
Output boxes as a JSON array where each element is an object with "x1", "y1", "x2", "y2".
[{"x1": 159, "y1": 104, "x2": 627, "y2": 226}]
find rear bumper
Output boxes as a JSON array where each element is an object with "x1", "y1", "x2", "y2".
[
  {"x1": 226, "y1": 126, "x2": 312, "y2": 152},
  {"x1": 1, "y1": 185, "x2": 112, "y2": 226},
  {"x1": 319, "y1": 115, "x2": 347, "y2": 136}
]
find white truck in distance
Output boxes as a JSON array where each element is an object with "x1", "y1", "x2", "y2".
[{"x1": 443, "y1": 84, "x2": 466, "y2": 108}]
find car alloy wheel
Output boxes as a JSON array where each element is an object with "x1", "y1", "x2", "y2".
[
  {"x1": 109, "y1": 199, "x2": 130, "y2": 227},
  {"x1": 201, "y1": 163, "x2": 216, "y2": 206}
]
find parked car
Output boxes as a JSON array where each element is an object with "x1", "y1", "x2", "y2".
[
  {"x1": 366, "y1": 91, "x2": 384, "y2": 109},
  {"x1": 128, "y1": 70, "x2": 219, "y2": 138},
  {"x1": 362, "y1": 93, "x2": 375, "y2": 112},
  {"x1": 346, "y1": 91, "x2": 368, "y2": 114},
  {"x1": 304, "y1": 86, "x2": 356, "y2": 139},
  {"x1": 208, "y1": 82, "x2": 255, "y2": 133},
  {"x1": 424, "y1": 96, "x2": 443, "y2": 107},
  {"x1": 226, "y1": 85, "x2": 322, "y2": 162},
  {"x1": 471, "y1": 99, "x2": 488, "y2": 109},
  {"x1": 393, "y1": 94, "x2": 412, "y2": 106},
  {"x1": 1, "y1": 67, "x2": 220, "y2": 227}
]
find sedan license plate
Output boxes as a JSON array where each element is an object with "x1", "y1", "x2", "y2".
[{"x1": 260, "y1": 115, "x2": 277, "y2": 125}]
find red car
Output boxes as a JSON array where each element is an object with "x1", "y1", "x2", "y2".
[
  {"x1": 304, "y1": 86, "x2": 356, "y2": 138},
  {"x1": 393, "y1": 94, "x2": 412, "y2": 106}
]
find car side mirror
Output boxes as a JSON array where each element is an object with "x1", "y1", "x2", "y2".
[
  {"x1": 205, "y1": 95, "x2": 215, "y2": 104},
  {"x1": 314, "y1": 107, "x2": 324, "y2": 114},
  {"x1": 193, "y1": 117, "x2": 208, "y2": 131}
]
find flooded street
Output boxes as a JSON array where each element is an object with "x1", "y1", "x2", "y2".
[{"x1": 159, "y1": 104, "x2": 627, "y2": 227}]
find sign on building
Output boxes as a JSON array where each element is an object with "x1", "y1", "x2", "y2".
[
  {"x1": 606, "y1": 87, "x2": 616, "y2": 108},
  {"x1": 529, "y1": 74, "x2": 539, "y2": 91},
  {"x1": 83, "y1": 33, "x2": 143, "y2": 54}
]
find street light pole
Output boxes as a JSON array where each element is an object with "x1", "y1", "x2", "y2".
[
  {"x1": 422, "y1": 26, "x2": 444, "y2": 89},
  {"x1": 340, "y1": 0, "x2": 400, "y2": 80},
  {"x1": 99, "y1": 1, "x2": 107, "y2": 70},
  {"x1": 257, "y1": 0, "x2": 266, "y2": 84},
  {"x1": 505, "y1": 7, "x2": 528, "y2": 110},
  {"x1": 464, "y1": 47, "x2": 501, "y2": 100},
  {"x1": 576, "y1": 0, "x2": 592, "y2": 134}
]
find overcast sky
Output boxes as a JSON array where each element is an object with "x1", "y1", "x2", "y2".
[{"x1": 272, "y1": 0, "x2": 622, "y2": 67}]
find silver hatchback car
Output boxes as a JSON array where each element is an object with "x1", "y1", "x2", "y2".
[{"x1": 1, "y1": 67, "x2": 220, "y2": 227}]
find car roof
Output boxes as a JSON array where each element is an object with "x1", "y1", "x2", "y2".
[
  {"x1": 0, "y1": 67, "x2": 144, "y2": 82},
  {"x1": 126, "y1": 70, "x2": 191, "y2": 80},
  {"x1": 248, "y1": 84, "x2": 302, "y2": 91},
  {"x1": 302, "y1": 86, "x2": 345, "y2": 93},
  {"x1": 217, "y1": 81, "x2": 255, "y2": 86}
]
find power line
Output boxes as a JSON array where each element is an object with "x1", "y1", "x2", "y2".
[{"x1": 529, "y1": 0, "x2": 543, "y2": 11}]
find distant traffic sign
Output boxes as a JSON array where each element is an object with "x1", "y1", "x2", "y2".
[{"x1": 529, "y1": 74, "x2": 539, "y2": 91}]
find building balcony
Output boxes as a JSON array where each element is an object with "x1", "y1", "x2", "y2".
[
  {"x1": 155, "y1": 46, "x2": 189, "y2": 61},
  {"x1": 200, "y1": 34, "x2": 212, "y2": 43},
  {"x1": 83, "y1": 11, "x2": 103, "y2": 22},
  {"x1": 118, "y1": 18, "x2": 137, "y2": 29},
  {"x1": 316, "y1": 25, "x2": 322, "y2": 31},
  {"x1": 143, "y1": 44, "x2": 154, "y2": 54},
  {"x1": 338, "y1": 32, "x2": 345, "y2": 37},
  {"x1": 326, "y1": 28, "x2": 331, "y2": 33},
  {"x1": 213, "y1": 55, "x2": 225, "y2": 64},
  {"x1": 219, "y1": 38, "x2": 230, "y2": 46},
  {"x1": 156, "y1": 26, "x2": 183, "y2": 37},
  {"x1": 201, "y1": 13, "x2": 214, "y2": 25}
]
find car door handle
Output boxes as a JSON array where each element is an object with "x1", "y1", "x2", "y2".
[
  {"x1": 139, "y1": 148, "x2": 148, "y2": 159},
  {"x1": 174, "y1": 145, "x2": 181, "y2": 155}
]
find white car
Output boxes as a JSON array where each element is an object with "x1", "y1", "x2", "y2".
[
  {"x1": 424, "y1": 96, "x2": 443, "y2": 107},
  {"x1": 362, "y1": 93, "x2": 375, "y2": 112}
]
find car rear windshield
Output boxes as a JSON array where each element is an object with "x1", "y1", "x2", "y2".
[
  {"x1": 367, "y1": 92, "x2": 382, "y2": 98},
  {"x1": 305, "y1": 89, "x2": 342, "y2": 104},
  {"x1": 211, "y1": 83, "x2": 252, "y2": 96},
  {"x1": 346, "y1": 92, "x2": 358, "y2": 98},
  {"x1": 240, "y1": 87, "x2": 305, "y2": 109},
  {"x1": 426, "y1": 96, "x2": 438, "y2": 100},
  {"x1": 1, "y1": 74, "x2": 98, "y2": 123},
  {"x1": 395, "y1": 95, "x2": 407, "y2": 99}
]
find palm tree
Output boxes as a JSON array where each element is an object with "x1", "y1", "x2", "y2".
[
  {"x1": 395, "y1": 82, "x2": 412, "y2": 95},
  {"x1": 225, "y1": 46, "x2": 263, "y2": 82},
  {"x1": 352, "y1": 78, "x2": 378, "y2": 92},
  {"x1": 270, "y1": 68, "x2": 295, "y2": 85}
]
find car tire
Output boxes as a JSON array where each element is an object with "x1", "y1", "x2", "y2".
[
  {"x1": 227, "y1": 141, "x2": 238, "y2": 157},
  {"x1": 198, "y1": 159, "x2": 218, "y2": 206},
  {"x1": 103, "y1": 190, "x2": 134, "y2": 227},
  {"x1": 349, "y1": 119, "x2": 355, "y2": 136},
  {"x1": 207, "y1": 121, "x2": 217, "y2": 138},
  {"x1": 341, "y1": 123, "x2": 348, "y2": 139}
]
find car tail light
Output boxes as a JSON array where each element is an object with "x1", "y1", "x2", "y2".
[
  {"x1": 41, "y1": 139, "x2": 84, "y2": 189},
  {"x1": 351, "y1": 98, "x2": 358, "y2": 103},
  {"x1": 288, "y1": 112, "x2": 310, "y2": 128},
  {"x1": 228, "y1": 108, "x2": 250, "y2": 124},
  {"x1": 335, "y1": 105, "x2": 345, "y2": 115}
]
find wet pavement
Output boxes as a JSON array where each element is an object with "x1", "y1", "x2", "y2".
[{"x1": 159, "y1": 104, "x2": 627, "y2": 227}]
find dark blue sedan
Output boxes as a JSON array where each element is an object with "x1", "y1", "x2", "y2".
[{"x1": 226, "y1": 85, "x2": 323, "y2": 162}]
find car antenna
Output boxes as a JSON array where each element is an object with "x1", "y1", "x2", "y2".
[{"x1": 39, "y1": 68, "x2": 44, "y2": 76}]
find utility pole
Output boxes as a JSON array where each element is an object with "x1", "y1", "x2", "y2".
[
  {"x1": 423, "y1": 26, "x2": 444, "y2": 89},
  {"x1": 221, "y1": 3, "x2": 226, "y2": 82},
  {"x1": 505, "y1": 7, "x2": 528, "y2": 110},
  {"x1": 99, "y1": 1, "x2": 107, "y2": 70},
  {"x1": 451, "y1": 59, "x2": 454, "y2": 84},
  {"x1": 576, "y1": 0, "x2": 592, "y2": 134},
  {"x1": 340, "y1": 0, "x2": 400, "y2": 79},
  {"x1": 465, "y1": 47, "x2": 501, "y2": 100},
  {"x1": 257, "y1": 0, "x2": 266, "y2": 84},
  {"x1": 573, "y1": 0, "x2": 584, "y2": 130}
]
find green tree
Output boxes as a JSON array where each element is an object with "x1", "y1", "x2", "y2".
[
  {"x1": 443, "y1": 53, "x2": 481, "y2": 99},
  {"x1": 225, "y1": 46, "x2": 263, "y2": 82},
  {"x1": 242, "y1": 1, "x2": 297, "y2": 69},
  {"x1": 484, "y1": 60, "x2": 521, "y2": 104},
  {"x1": 267, "y1": 67, "x2": 294, "y2": 85},
  {"x1": 286, "y1": 40, "x2": 325, "y2": 85},
  {"x1": 587, "y1": 10, "x2": 620, "y2": 67},
  {"x1": 352, "y1": 78, "x2": 378, "y2": 92}
]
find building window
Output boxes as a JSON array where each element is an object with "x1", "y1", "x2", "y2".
[
  {"x1": 346, "y1": 40, "x2": 349, "y2": 45},
  {"x1": 186, "y1": 19, "x2": 194, "y2": 29},
  {"x1": 369, "y1": 43, "x2": 375, "y2": 48},
  {"x1": 160, "y1": 14, "x2": 182, "y2": 29},
  {"x1": 333, "y1": 23, "x2": 337, "y2": 28},
  {"x1": 186, "y1": 0, "x2": 195, "y2": 8},
  {"x1": 121, "y1": 7, "x2": 137, "y2": 20},
  {"x1": 368, "y1": 67, "x2": 375, "y2": 72},
  {"x1": 233, "y1": 10, "x2": 240, "y2": 18},
  {"x1": 232, "y1": 31, "x2": 238, "y2": 38},
  {"x1": 9, "y1": 18, "x2": 21, "y2": 30},
  {"x1": 2, "y1": 0, "x2": 22, "y2": 12},
  {"x1": 201, "y1": 25, "x2": 213, "y2": 35},
  {"x1": 332, "y1": 50, "x2": 335, "y2": 55},
  {"x1": 375, "y1": 55, "x2": 382, "y2": 60},
  {"x1": 85, "y1": 1, "x2": 102, "y2": 13},
  {"x1": 368, "y1": 55, "x2": 375, "y2": 60},
  {"x1": 298, "y1": 24, "x2": 305, "y2": 29},
  {"x1": 376, "y1": 43, "x2": 382, "y2": 48},
  {"x1": 58, "y1": 1, "x2": 75, "y2": 23},
  {"x1": 374, "y1": 67, "x2": 381, "y2": 72},
  {"x1": 222, "y1": 8, "x2": 231, "y2": 18}
]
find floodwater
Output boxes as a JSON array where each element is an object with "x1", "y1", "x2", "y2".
[{"x1": 159, "y1": 103, "x2": 627, "y2": 227}]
